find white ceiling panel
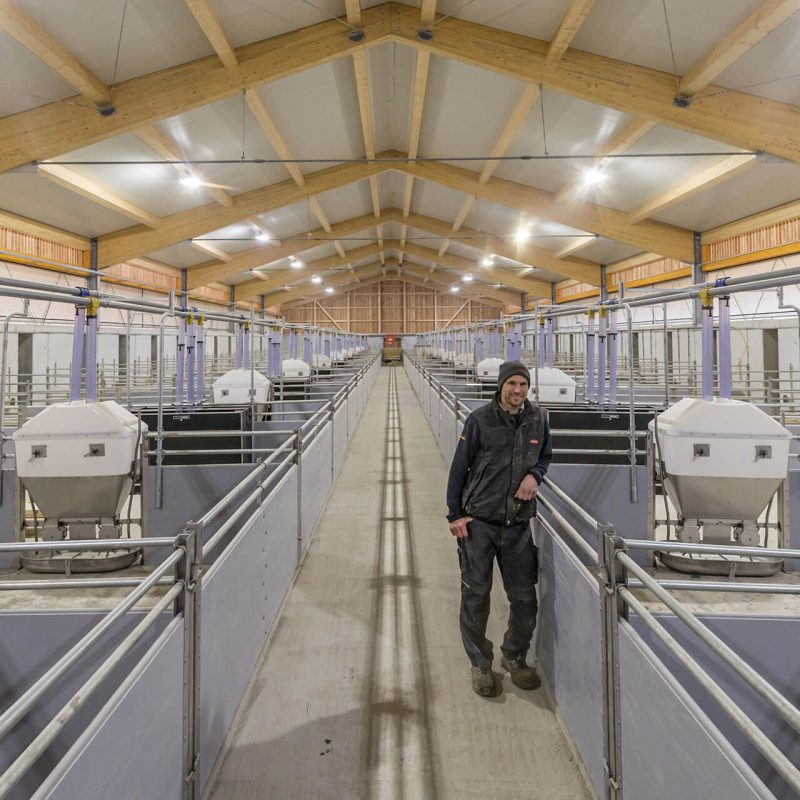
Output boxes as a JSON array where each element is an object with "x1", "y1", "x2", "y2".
[
  {"x1": 380, "y1": 170, "x2": 405, "y2": 210},
  {"x1": 313, "y1": 181, "x2": 373, "y2": 225},
  {"x1": 160, "y1": 95, "x2": 288, "y2": 195},
  {"x1": 0, "y1": 32, "x2": 76, "y2": 117},
  {"x1": 48, "y1": 134, "x2": 206, "y2": 218},
  {"x1": 370, "y1": 42, "x2": 415, "y2": 153},
  {"x1": 571, "y1": 0, "x2": 764, "y2": 76},
  {"x1": 412, "y1": 180, "x2": 472, "y2": 223},
  {"x1": 13, "y1": 0, "x2": 213, "y2": 89},
  {"x1": 0, "y1": 173, "x2": 134, "y2": 237},
  {"x1": 494, "y1": 90, "x2": 631, "y2": 191},
  {"x1": 251, "y1": 200, "x2": 325, "y2": 241},
  {"x1": 715, "y1": 11, "x2": 800, "y2": 104},
  {"x1": 255, "y1": 60, "x2": 363, "y2": 168},
  {"x1": 421, "y1": 56, "x2": 528, "y2": 160},
  {"x1": 575, "y1": 125, "x2": 743, "y2": 213},
  {"x1": 147, "y1": 241, "x2": 208, "y2": 269},
  {"x1": 653, "y1": 160, "x2": 800, "y2": 232},
  {"x1": 577, "y1": 239, "x2": 640, "y2": 265}
]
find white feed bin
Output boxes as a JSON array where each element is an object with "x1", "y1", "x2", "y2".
[
  {"x1": 282, "y1": 358, "x2": 311, "y2": 378},
  {"x1": 211, "y1": 368, "x2": 271, "y2": 406},
  {"x1": 529, "y1": 367, "x2": 577, "y2": 403},
  {"x1": 453, "y1": 353, "x2": 474, "y2": 368},
  {"x1": 650, "y1": 397, "x2": 790, "y2": 545},
  {"x1": 13, "y1": 400, "x2": 144, "y2": 522},
  {"x1": 313, "y1": 353, "x2": 332, "y2": 370},
  {"x1": 476, "y1": 357, "x2": 504, "y2": 381}
]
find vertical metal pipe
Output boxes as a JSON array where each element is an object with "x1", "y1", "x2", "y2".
[
  {"x1": 235, "y1": 323, "x2": 243, "y2": 370},
  {"x1": 323, "y1": 333, "x2": 331, "y2": 357},
  {"x1": 662, "y1": 303, "x2": 670, "y2": 407},
  {"x1": 156, "y1": 294, "x2": 176, "y2": 509},
  {"x1": 243, "y1": 324, "x2": 250, "y2": 370},
  {"x1": 289, "y1": 330, "x2": 298, "y2": 359},
  {"x1": 597, "y1": 310, "x2": 607, "y2": 406},
  {"x1": 196, "y1": 316, "x2": 205, "y2": 405},
  {"x1": 538, "y1": 319, "x2": 546, "y2": 368},
  {"x1": 586, "y1": 311, "x2": 596, "y2": 403},
  {"x1": 701, "y1": 291, "x2": 714, "y2": 401},
  {"x1": 474, "y1": 331, "x2": 484, "y2": 363},
  {"x1": 619, "y1": 303, "x2": 638, "y2": 503},
  {"x1": 69, "y1": 307, "x2": 86, "y2": 402},
  {"x1": 186, "y1": 315, "x2": 196, "y2": 409},
  {"x1": 84, "y1": 309, "x2": 98, "y2": 403},
  {"x1": 718, "y1": 294, "x2": 732, "y2": 400},
  {"x1": 609, "y1": 311, "x2": 618, "y2": 412},
  {"x1": 125, "y1": 310, "x2": 133, "y2": 408},
  {"x1": 546, "y1": 317, "x2": 554, "y2": 369},
  {"x1": 176, "y1": 317, "x2": 186, "y2": 411}
]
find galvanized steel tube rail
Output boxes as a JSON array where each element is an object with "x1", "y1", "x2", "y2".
[
  {"x1": 0, "y1": 547, "x2": 184, "y2": 740},
  {"x1": 623, "y1": 538, "x2": 800, "y2": 560},
  {"x1": 619, "y1": 587, "x2": 800, "y2": 796},
  {"x1": 0, "y1": 583, "x2": 183, "y2": 800},
  {"x1": 619, "y1": 551, "x2": 800, "y2": 737}
]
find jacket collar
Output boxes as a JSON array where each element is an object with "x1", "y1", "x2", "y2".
[{"x1": 491, "y1": 393, "x2": 536, "y2": 420}]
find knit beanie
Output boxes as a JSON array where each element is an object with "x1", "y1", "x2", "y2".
[{"x1": 498, "y1": 360, "x2": 530, "y2": 390}]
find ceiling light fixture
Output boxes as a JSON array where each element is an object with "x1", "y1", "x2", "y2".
[
  {"x1": 179, "y1": 170, "x2": 202, "y2": 188},
  {"x1": 582, "y1": 166, "x2": 606, "y2": 187},
  {"x1": 311, "y1": 275, "x2": 322, "y2": 284},
  {"x1": 450, "y1": 285, "x2": 460, "y2": 293},
  {"x1": 325, "y1": 286, "x2": 334, "y2": 294},
  {"x1": 254, "y1": 228, "x2": 271, "y2": 243},
  {"x1": 514, "y1": 223, "x2": 533, "y2": 246},
  {"x1": 463, "y1": 274, "x2": 474, "y2": 282},
  {"x1": 481, "y1": 254, "x2": 495, "y2": 267},
  {"x1": 289, "y1": 256, "x2": 303, "y2": 269}
]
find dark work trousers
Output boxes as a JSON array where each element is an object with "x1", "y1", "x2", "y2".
[{"x1": 457, "y1": 518, "x2": 538, "y2": 670}]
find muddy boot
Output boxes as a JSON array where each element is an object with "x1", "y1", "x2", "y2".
[
  {"x1": 500, "y1": 656, "x2": 541, "y2": 690},
  {"x1": 471, "y1": 666, "x2": 501, "y2": 698}
]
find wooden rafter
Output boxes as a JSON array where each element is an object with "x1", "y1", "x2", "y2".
[
  {"x1": 186, "y1": 211, "x2": 385, "y2": 288},
  {"x1": 627, "y1": 154, "x2": 757, "y2": 223},
  {"x1": 389, "y1": 4, "x2": 800, "y2": 165},
  {"x1": 235, "y1": 242, "x2": 384, "y2": 299},
  {"x1": 97, "y1": 158, "x2": 389, "y2": 267},
  {"x1": 134, "y1": 125, "x2": 233, "y2": 208},
  {"x1": 396, "y1": 241, "x2": 552, "y2": 297},
  {"x1": 386, "y1": 208, "x2": 602, "y2": 284},
  {"x1": 190, "y1": 240, "x2": 232, "y2": 262},
  {"x1": 553, "y1": 117, "x2": 656, "y2": 205},
  {"x1": 184, "y1": 0, "x2": 238, "y2": 69},
  {"x1": 678, "y1": 0, "x2": 800, "y2": 99},
  {"x1": 0, "y1": 7, "x2": 395, "y2": 173},
  {"x1": 439, "y1": 83, "x2": 540, "y2": 257},
  {"x1": 0, "y1": 209, "x2": 88, "y2": 250},
  {"x1": 0, "y1": 0, "x2": 112, "y2": 108},
  {"x1": 245, "y1": 90, "x2": 346, "y2": 258},
  {"x1": 554, "y1": 236, "x2": 597, "y2": 259},
  {"x1": 37, "y1": 164, "x2": 162, "y2": 228},
  {"x1": 546, "y1": 0, "x2": 598, "y2": 62},
  {"x1": 394, "y1": 157, "x2": 694, "y2": 262}
]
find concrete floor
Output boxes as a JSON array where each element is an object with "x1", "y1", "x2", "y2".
[{"x1": 207, "y1": 367, "x2": 590, "y2": 800}]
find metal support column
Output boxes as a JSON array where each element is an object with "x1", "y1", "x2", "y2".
[
  {"x1": 600, "y1": 265, "x2": 608, "y2": 303},
  {"x1": 692, "y1": 231, "x2": 703, "y2": 325},
  {"x1": 599, "y1": 526, "x2": 626, "y2": 800}
]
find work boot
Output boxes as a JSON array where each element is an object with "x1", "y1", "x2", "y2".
[
  {"x1": 471, "y1": 666, "x2": 501, "y2": 698},
  {"x1": 500, "y1": 656, "x2": 541, "y2": 690}
]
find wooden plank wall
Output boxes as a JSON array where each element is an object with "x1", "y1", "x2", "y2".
[{"x1": 284, "y1": 279, "x2": 500, "y2": 332}]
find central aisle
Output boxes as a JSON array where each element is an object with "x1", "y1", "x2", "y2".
[{"x1": 208, "y1": 366, "x2": 590, "y2": 800}]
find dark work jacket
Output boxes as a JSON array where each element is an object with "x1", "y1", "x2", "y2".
[{"x1": 446, "y1": 395, "x2": 552, "y2": 526}]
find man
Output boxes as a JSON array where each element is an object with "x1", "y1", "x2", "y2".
[{"x1": 446, "y1": 360, "x2": 552, "y2": 698}]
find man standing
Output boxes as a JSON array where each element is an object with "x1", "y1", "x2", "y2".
[{"x1": 446, "y1": 360, "x2": 552, "y2": 698}]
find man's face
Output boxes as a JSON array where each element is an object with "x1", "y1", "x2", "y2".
[{"x1": 500, "y1": 375, "x2": 529, "y2": 411}]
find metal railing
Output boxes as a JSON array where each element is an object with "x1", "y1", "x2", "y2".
[
  {"x1": 0, "y1": 351, "x2": 381, "y2": 800},
  {"x1": 405, "y1": 350, "x2": 800, "y2": 800}
]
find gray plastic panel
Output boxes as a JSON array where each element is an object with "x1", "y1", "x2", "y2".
[
  {"x1": 619, "y1": 621, "x2": 775, "y2": 800},
  {"x1": 35, "y1": 619, "x2": 184, "y2": 800},
  {"x1": 199, "y1": 494, "x2": 272, "y2": 793},
  {"x1": 536, "y1": 523, "x2": 605, "y2": 796},
  {"x1": 333, "y1": 405, "x2": 348, "y2": 477},
  {"x1": 300, "y1": 424, "x2": 332, "y2": 550}
]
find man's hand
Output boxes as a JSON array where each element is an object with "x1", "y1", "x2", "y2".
[
  {"x1": 515, "y1": 474, "x2": 539, "y2": 501},
  {"x1": 449, "y1": 516, "x2": 473, "y2": 538}
]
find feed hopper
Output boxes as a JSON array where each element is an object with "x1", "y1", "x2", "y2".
[
  {"x1": 529, "y1": 368, "x2": 577, "y2": 403},
  {"x1": 649, "y1": 397, "x2": 791, "y2": 573}
]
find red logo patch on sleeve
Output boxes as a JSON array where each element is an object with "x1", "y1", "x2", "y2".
[{"x1": 530, "y1": 439, "x2": 539, "y2": 445}]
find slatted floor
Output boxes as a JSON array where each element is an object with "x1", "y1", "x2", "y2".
[{"x1": 207, "y1": 367, "x2": 590, "y2": 800}]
